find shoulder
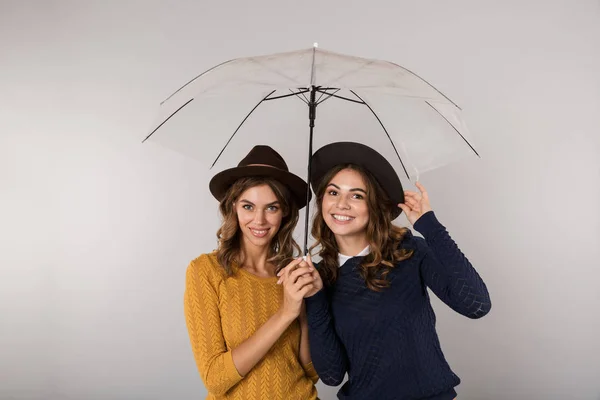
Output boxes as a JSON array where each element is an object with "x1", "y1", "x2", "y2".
[
  {"x1": 398, "y1": 228, "x2": 427, "y2": 252},
  {"x1": 186, "y1": 251, "x2": 228, "y2": 286},
  {"x1": 398, "y1": 212, "x2": 447, "y2": 256},
  {"x1": 393, "y1": 229, "x2": 430, "y2": 269}
]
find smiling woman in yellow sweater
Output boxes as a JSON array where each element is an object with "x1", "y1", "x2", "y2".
[{"x1": 184, "y1": 145, "x2": 319, "y2": 400}]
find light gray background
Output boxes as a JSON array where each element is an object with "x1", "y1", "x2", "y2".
[{"x1": 1, "y1": 1, "x2": 599, "y2": 399}]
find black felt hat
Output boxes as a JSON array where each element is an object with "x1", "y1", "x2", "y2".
[{"x1": 310, "y1": 142, "x2": 404, "y2": 219}]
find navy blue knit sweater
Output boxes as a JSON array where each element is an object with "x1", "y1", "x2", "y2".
[{"x1": 305, "y1": 211, "x2": 491, "y2": 400}]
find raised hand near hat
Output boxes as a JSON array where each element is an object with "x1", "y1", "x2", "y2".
[{"x1": 398, "y1": 182, "x2": 433, "y2": 226}]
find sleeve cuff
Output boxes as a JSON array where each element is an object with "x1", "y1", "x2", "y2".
[
  {"x1": 413, "y1": 211, "x2": 444, "y2": 237},
  {"x1": 224, "y1": 350, "x2": 244, "y2": 381},
  {"x1": 302, "y1": 362, "x2": 319, "y2": 383}
]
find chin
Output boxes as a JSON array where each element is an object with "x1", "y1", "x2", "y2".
[
  {"x1": 333, "y1": 228, "x2": 359, "y2": 237},
  {"x1": 328, "y1": 221, "x2": 368, "y2": 239},
  {"x1": 326, "y1": 223, "x2": 354, "y2": 237},
  {"x1": 248, "y1": 236, "x2": 269, "y2": 245},
  {"x1": 249, "y1": 235, "x2": 276, "y2": 247}
]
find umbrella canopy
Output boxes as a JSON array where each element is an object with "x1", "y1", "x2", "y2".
[{"x1": 144, "y1": 45, "x2": 479, "y2": 253}]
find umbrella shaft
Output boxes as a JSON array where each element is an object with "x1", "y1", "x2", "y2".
[
  {"x1": 308, "y1": 85, "x2": 317, "y2": 127},
  {"x1": 303, "y1": 87, "x2": 318, "y2": 255}
]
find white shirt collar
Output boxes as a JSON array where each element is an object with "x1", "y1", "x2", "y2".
[{"x1": 338, "y1": 245, "x2": 370, "y2": 267}]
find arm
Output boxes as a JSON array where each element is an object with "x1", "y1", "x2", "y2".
[
  {"x1": 299, "y1": 305, "x2": 319, "y2": 383},
  {"x1": 278, "y1": 257, "x2": 342, "y2": 385},
  {"x1": 231, "y1": 257, "x2": 315, "y2": 377},
  {"x1": 305, "y1": 288, "x2": 349, "y2": 386},
  {"x1": 414, "y1": 211, "x2": 492, "y2": 319},
  {"x1": 184, "y1": 258, "x2": 305, "y2": 396},
  {"x1": 399, "y1": 182, "x2": 491, "y2": 319},
  {"x1": 183, "y1": 259, "x2": 242, "y2": 395},
  {"x1": 230, "y1": 310, "x2": 296, "y2": 376}
]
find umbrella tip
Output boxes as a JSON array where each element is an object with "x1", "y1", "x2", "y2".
[{"x1": 313, "y1": 42, "x2": 318, "y2": 48}]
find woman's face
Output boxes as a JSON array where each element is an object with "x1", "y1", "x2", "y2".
[
  {"x1": 235, "y1": 184, "x2": 283, "y2": 249},
  {"x1": 321, "y1": 168, "x2": 370, "y2": 241}
]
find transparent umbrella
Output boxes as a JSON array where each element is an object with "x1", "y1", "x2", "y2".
[{"x1": 144, "y1": 44, "x2": 479, "y2": 254}]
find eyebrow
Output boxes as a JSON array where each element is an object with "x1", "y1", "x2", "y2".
[
  {"x1": 239, "y1": 199, "x2": 281, "y2": 206},
  {"x1": 327, "y1": 183, "x2": 367, "y2": 194}
]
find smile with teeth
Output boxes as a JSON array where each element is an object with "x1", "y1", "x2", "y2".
[
  {"x1": 250, "y1": 228, "x2": 270, "y2": 237},
  {"x1": 332, "y1": 214, "x2": 354, "y2": 222}
]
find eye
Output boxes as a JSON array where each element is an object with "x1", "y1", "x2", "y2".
[
  {"x1": 267, "y1": 205, "x2": 279, "y2": 212},
  {"x1": 242, "y1": 204, "x2": 253, "y2": 211},
  {"x1": 352, "y1": 193, "x2": 364, "y2": 200},
  {"x1": 327, "y1": 190, "x2": 338, "y2": 196}
]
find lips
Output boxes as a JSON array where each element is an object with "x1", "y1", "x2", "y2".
[
  {"x1": 249, "y1": 227, "x2": 270, "y2": 238},
  {"x1": 331, "y1": 214, "x2": 355, "y2": 224}
]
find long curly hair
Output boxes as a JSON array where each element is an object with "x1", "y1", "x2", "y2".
[
  {"x1": 309, "y1": 164, "x2": 414, "y2": 291},
  {"x1": 216, "y1": 177, "x2": 301, "y2": 275}
]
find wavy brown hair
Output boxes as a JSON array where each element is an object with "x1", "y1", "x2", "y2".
[
  {"x1": 216, "y1": 177, "x2": 301, "y2": 275},
  {"x1": 309, "y1": 164, "x2": 414, "y2": 291}
]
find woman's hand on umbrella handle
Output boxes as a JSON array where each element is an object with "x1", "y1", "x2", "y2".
[
  {"x1": 398, "y1": 181, "x2": 433, "y2": 226},
  {"x1": 301, "y1": 254, "x2": 323, "y2": 298},
  {"x1": 277, "y1": 255, "x2": 323, "y2": 297},
  {"x1": 276, "y1": 258, "x2": 317, "y2": 320}
]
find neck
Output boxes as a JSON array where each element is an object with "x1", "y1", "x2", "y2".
[
  {"x1": 240, "y1": 238, "x2": 274, "y2": 274},
  {"x1": 335, "y1": 233, "x2": 369, "y2": 256}
]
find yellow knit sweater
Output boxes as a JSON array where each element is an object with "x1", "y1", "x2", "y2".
[{"x1": 184, "y1": 252, "x2": 319, "y2": 400}]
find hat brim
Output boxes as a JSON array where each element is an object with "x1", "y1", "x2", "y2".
[
  {"x1": 310, "y1": 142, "x2": 404, "y2": 220},
  {"x1": 209, "y1": 165, "x2": 310, "y2": 209}
]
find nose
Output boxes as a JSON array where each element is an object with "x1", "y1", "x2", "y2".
[
  {"x1": 336, "y1": 196, "x2": 350, "y2": 210},
  {"x1": 254, "y1": 209, "x2": 266, "y2": 224}
]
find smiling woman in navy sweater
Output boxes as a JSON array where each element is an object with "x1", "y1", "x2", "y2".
[{"x1": 278, "y1": 142, "x2": 492, "y2": 399}]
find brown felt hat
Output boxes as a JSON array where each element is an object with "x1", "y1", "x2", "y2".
[{"x1": 209, "y1": 145, "x2": 310, "y2": 209}]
